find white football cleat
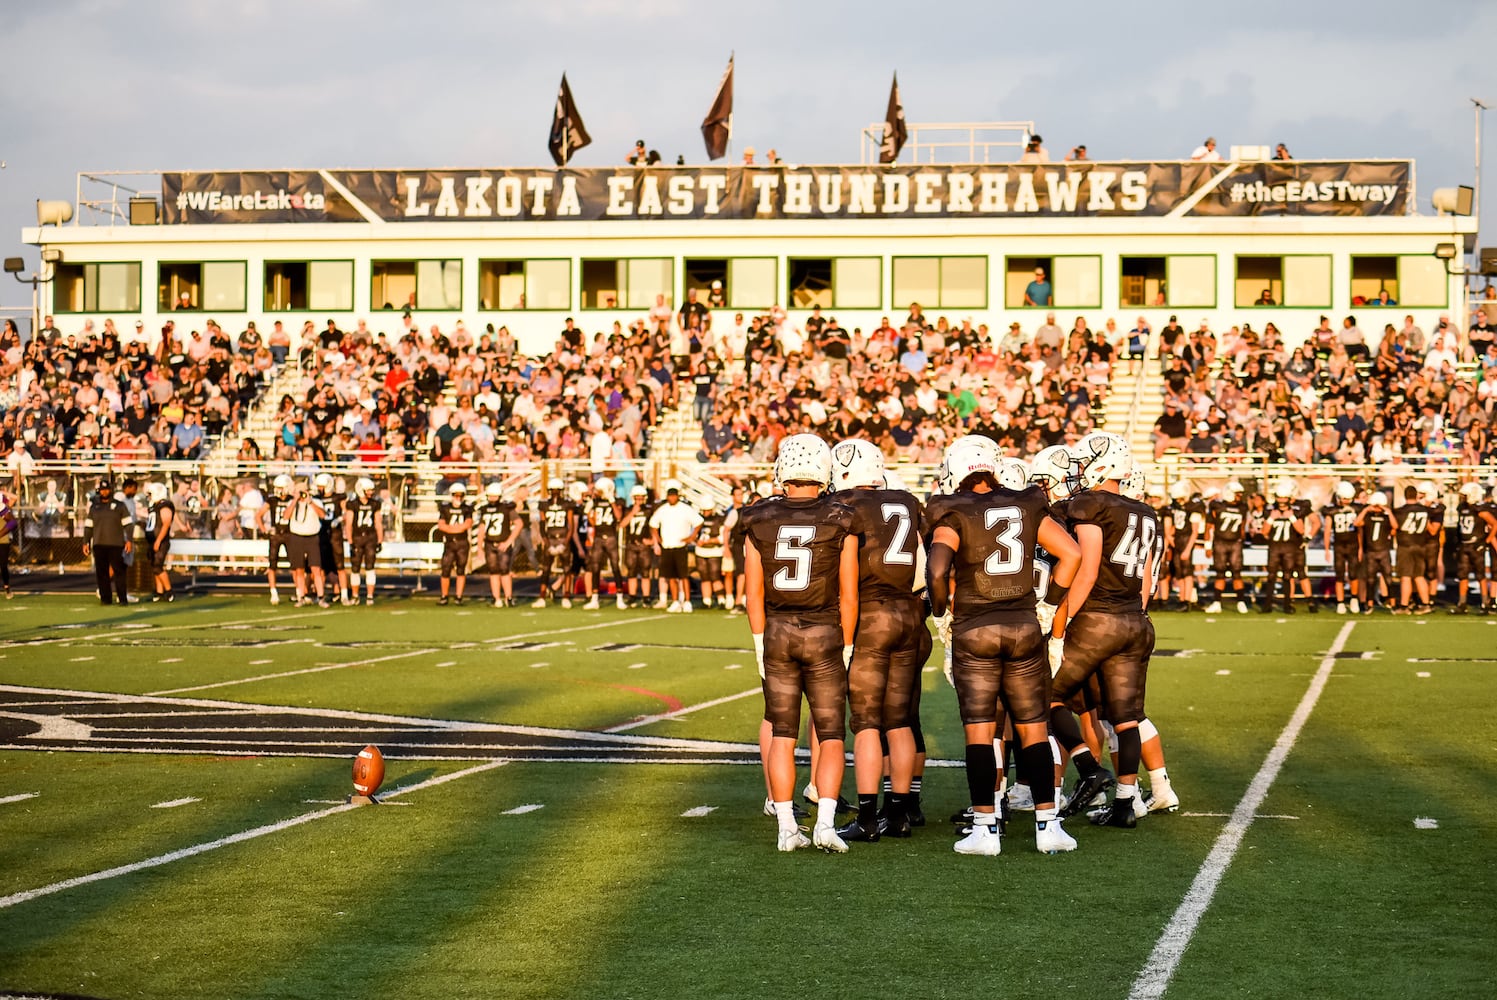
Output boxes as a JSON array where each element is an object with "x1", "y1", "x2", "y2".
[
  {"x1": 1035, "y1": 817, "x2": 1078, "y2": 854},
  {"x1": 530, "y1": 597, "x2": 547, "y2": 609},
  {"x1": 812, "y1": 824, "x2": 848, "y2": 853},
  {"x1": 1132, "y1": 794, "x2": 1149, "y2": 819},
  {"x1": 667, "y1": 601, "x2": 682, "y2": 613},
  {"x1": 683, "y1": 601, "x2": 694, "y2": 613},
  {"x1": 1336, "y1": 602, "x2": 1347, "y2": 615},
  {"x1": 269, "y1": 592, "x2": 280, "y2": 606},
  {"x1": 583, "y1": 595, "x2": 600, "y2": 610},
  {"x1": 652, "y1": 597, "x2": 670, "y2": 609},
  {"x1": 1349, "y1": 597, "x2": 1360, "y2": 614},
  {"x1": 953, "y1": 819, "x2": 1002, "y2": 856},
  {"x1": 776, "y1": 828, "x2": 811, "y2": 852},
  {"x1": 616, "y1": 594, "x2": 628, "y2": 610},
  {"x1": 763, "y1": 797, "x2": 776, "y2": 817},
  {"x1": 1146, "y1": 786, "x2": 1180, "y2": 813},
  {"x1": 1204, "y1": 600, "x2": 1222, "y2": 614},
  {"x1": 1236, "y1": 600, "x2": 1250, "y2": 614},
  {"x1": 560, "y1": 597, "x2": 572, "y2": 609},
  {"x1": 1006, "y1": 783, "x2": 1035, "y2": 812}
]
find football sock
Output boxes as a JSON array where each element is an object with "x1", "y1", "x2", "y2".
[
  {"x1": 964, "y1": 743, "x2": 998, "y2": 810},
  {"x1": 1017, "y1": 741, "x2": 1055, "y2": 810},
  {"x1": 1071, "y1": 745, "x2": 1101, "y2": 776},
  {"x1": 1115, "y1": 782, "x2": 1138, "y2": 800},
  {"x1": 882, "y1": 776, "x2": 894, "y2": 795},
  {"x1": 772, "y1": 801, "x2": 797, "y2": 834},
  {"x1": 857, "y1": 793, "x2": 878, "y2": 825},
  {"x1": 1048, "y1": 706, "x2": 1087, "y2": 758},
  {"x1": 1148, "y1": 767, "x2": 1173, "y2": 796},
  {"x1": 816, "y1": 798, "x2": 837, "y2": 830},
  {"x1": 1116, "y1": 726, "x2": 1142, "y2": 784},
  {"x1": 909, "y1": 776, "x2": 922, "y2": 796}
]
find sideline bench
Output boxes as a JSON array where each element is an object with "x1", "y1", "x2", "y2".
[{"x1": 168, "y1": 538, "x2": 445, "y2": 575}]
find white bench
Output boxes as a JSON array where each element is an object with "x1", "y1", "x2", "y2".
[
  {"x1": 167, "y1": 538, "x2": 445, "y2": 575},
  {"x1": 1190, "y1": 547, "x2": 1332, "y2": 579}
]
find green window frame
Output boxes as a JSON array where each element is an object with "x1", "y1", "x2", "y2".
[
  {"x1": 787, "y1": 257, "x2": 882, "y2": 310},
  {"x1": 1350, "y1": 255, "x2": 1447, "y2": 308},
  {"x1": 580, "y1": 257, "x2": 672, "y2": 310},
  {"x1": 892, "y1": 255, "x2": 987, "y2": 309},
  {"x1": 478, "y1": 259, "x2": 572, "y2": 311},
  {"x1": 264, "y1": 260, "x2": 354, "y2": 312},
  {"x1": 683, "y1": 257, "x2": 779, "y2": 310},
  {"x1": 371, "y1": 259, "x2": 463, "y2": 311},
  {"x1": 159, "y1": 261, "x2": 247, "y2": 312},
  {"x1": 1005, "y1": 255, "x2": 1100, "y2": 309},
  {"x1": 52, "y1": 261, "x2": 141, "y2": 314},
  {"x1": 1235, "y1": 254, "x2": 1332, "y2": 309},
  {"x1": 1119, "y1": 255, "x2": 1216, "y2": 309}
]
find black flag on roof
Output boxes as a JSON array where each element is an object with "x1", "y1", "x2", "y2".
[
  {"x1": 701, "y1": 55, "x2": 734, "y2": 161},
  {"x1": 880, "y1": 73, "x2": 907, "y2": 164},
  {"x1": 548, "y1": 73, "x2": 592, "y2": 167}
]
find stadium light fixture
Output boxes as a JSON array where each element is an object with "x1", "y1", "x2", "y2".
[{"x1": 1434, "y1": 243, "x2": 1459, "y2": 260}]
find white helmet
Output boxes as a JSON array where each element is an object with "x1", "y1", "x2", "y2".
[
  {"x1": 144, "y1": 481, "x2": 169, "y2": 504},
  {"x1": 1335, "y1": 481, "x2": 1356, "y2": 502},
  {"x1": 882, "y1": 470, "x2": 908, "y2": 492},
  {"x1": 1168, "y1": 481, "x2": 1191, "y2": 501},
  {"x1": 1416, "y1": 480, "x2": 1439, "y2": 502},
  {"x1": 1223, "y1": 480, "x2": 1243, "y2": 500},
  {"x1": 698, "y1": 496, "x2": 716, "y2": 512},
  {"x1": 774, "y1": 433, "x2": 833, "y2": 489},
  {"x1": 630, "y1": 485, "x2": 649, "y2": 500},
  {"x1": 567, "y1": 481, "x2": 587, "y2": 503},
  {"x1": 449, "y1": 481, "x2": 468, "y2": 495},
  {"x1": 355, "y1": 477, "x2": 376, "y2": 498},
  {"x1": 831, "y1": 438, "x2": 886, "y2": 491},
  {"x1": 484, "y1": 481, "x2": 504, "y2": 500},
  {"x1": 547, "y1": 477, "x2": 564, "y2": 492},
  {"x1": 1460, "y1": 481, "x2": 1485, "y2": 503},
  {"x1": 272, "y1": 473, "x2": 293, "y2": 496},
  {"x1": 994, "y1": 457, "x2": 1029, "y2": 491},
  {"x1": 1076, "y1": 432, "x2": 1133, "y2": 489},
  {"x1": 943, "y1": 437, "x2": 999, "y2": 493},
  {"x1": 1369, "y1": 490, "x2": 1388, "y2": 506},
  {"x1": 595, "y1": 478, "x2": 616, "y2": 498},
  {"x1": 1029, "y1": 445, "x2": 1078, "y2": 501},
  {"x1": 1121, "y1": 469, "x2": 1147, "y2": 501},
  {"x1": 1273, "y1": 480, "x2": 1296, "y2": 500}
]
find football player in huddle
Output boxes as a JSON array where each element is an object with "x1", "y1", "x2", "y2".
[
  {"x1": 1203, "y1": 481, "x2": 1250, "y2": 614},
  {"x1": 720, "y1": 485, "x2": 747, "y2": 612},
  {"x1": 583, "y1": 479, "x2": 627, "y2": 611},
  {"x1": 344, "y1": 477, "x2": 384, "y2": 605},
  {"x1": 1321, "y1": 482, "x2": 1363, "y2": 614},
  {"x1": 1262, "y1": 481, "x2": 1311, "y2": 614},
  {"x1": 1356, "y1": 491, "x2": 1397, "y2": 613},
  {"x1": 622, "y1": 485, "x2": 658, "y2": 608},
  {"x1": 928, "y1": 438, "x2": 1082, "y2": 855},
  {"x1": 143, "y1": 482, "x2": 175, "y2": 603},
  {"x1": 313, "y1": 473, "x2": 353, "y2": 606},
  {"x1": 1451, "y1": 483, "x2": 1497, "y2": 614},
  {"x1": 693, "y1": 498, "x2": 729, "y2": 610},
  {"x1": 827, "y1": 439, "x2": 927, "y2": 842},
  {"x1": 1160, "y1": 481, "x2": 1202, "y2": 610},
  {"x1": 743, "y1": 434, "x2": 859, "y2": 853},
  {"x1": 477, "y1": 481, "x2": 522, "y2": 607},
  {"x1": 568, "y1": 481, "x2": 592, "y2": 604},
  {"x1": 1392, "y1": 484, "x2": 1440, "y2": 614},
  {"x1": 257, "y1": 474, "x2": 296, "y2": 605},
  {"x1": 1050, "y1": 433, "x2": 1163, "y2": 829},
  {"x1": 535, "y1": 478, "x2": 578, "y2": 609},
  {"x1": 1416, "y1": 481, "x2": 1446, "y2": 606},
  {"x1": 435, "y1": 483, "x2": 474, "y2": 606}
]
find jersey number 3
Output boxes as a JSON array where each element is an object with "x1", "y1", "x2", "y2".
[
  {"x1": 983, "y1": 506, "x2": 1024, "y2": 576},
  {"x1": 773, "y1": 525, "x2": 815, "y2": 591}
]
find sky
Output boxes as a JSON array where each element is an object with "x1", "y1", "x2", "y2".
[{"x1": 1, "y1": 0, "x2": 1494, "y2": 307}]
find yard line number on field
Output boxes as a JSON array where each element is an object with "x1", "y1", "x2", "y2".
[{"x1": 1127, "y1": 620, "x2": 1356, "y2": 1000}]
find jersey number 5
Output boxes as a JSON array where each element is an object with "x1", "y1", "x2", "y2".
[{"x1": 773, "y1": 525, "x2": 815, "y2": 591}]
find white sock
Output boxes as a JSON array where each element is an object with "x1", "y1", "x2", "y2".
[
  {"x1": 974, "y1": 809, "x2": 998, "y2": 829},
  {"x1": 1116, "y1": 782, "x2": 1138, "y2": 800},
  {"x1": 816, "y1": 797, "x2": 837, "y2": 829},
  {"x1": 1149, "y1": 767, "x2": 1172, "y2": 793},
  {"x1": 772, "y1": 800, "x2": 796, "y2": 834},
  {"x1": 1035, "y1": 806, "x2": 1058, "y2": 825}
]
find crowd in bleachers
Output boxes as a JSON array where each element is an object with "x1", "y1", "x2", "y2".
[{"x1": 1151, "y1": 301, "x2": 1497, "y2": 464}]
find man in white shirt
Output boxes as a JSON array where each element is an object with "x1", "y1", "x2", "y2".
[
  {"x1": 648, "y1": 483, "x2": 703, "y2": 612},
  {"x1": 1190, "y1": 137, "x2": 1221, "y2": 161}
]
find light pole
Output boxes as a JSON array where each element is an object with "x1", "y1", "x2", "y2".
[{"x1": 4, "y1": 249, "x2": 59, "y2": 341}]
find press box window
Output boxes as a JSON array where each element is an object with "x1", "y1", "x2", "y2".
[
  {"x1": 581, "y1": 258, "x2": 671, "y2": 310},
  {"x1": 1006, "y1": 256, "x2": 1100, "y2": 309},
  {"x1": 684, "y1": 258, "x2": 777, "y2": 310},
  {"x1": 1235, "y1": 255, "x2": 1330, "y2": 308},
  {"x1": 788, "y1": 257, "x2": 880, "y2": 309},
  {"x1": 372, "y1": 260, "x2": 462, "y2": 310},
  {"x1": 158, "y1": 262, "x2": 246, "y2": 312},
  {"x1": 1351, "y1": 255, "x2": 1446, "y2": 308},
  {"x1": 1120, "y1": 255, "x2": 1215, "y2": 308},
  {"x1": 892, "y1": 256, "x2": 987, "y2": 309},
  {"x1": 478, "y1": 259, "x2": 571, "y2": 310},
  {"x1": 264, "y1": 261, "x2": 353, "y2": 311},
  {"x1": 53, "y1": 262, "x2": 141, "y2": 313}
]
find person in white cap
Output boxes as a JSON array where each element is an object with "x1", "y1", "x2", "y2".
[{"x1": 649, "y1": 481, "x2": 703, "y2": 612}]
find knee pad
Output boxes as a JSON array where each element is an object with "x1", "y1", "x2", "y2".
[
  {"x1": 1047, "y1": 734, "x2": 1061, "y2": 766},
  {"x1": 1139, "y1": 717, "x2": 1159, "y2": 743}
]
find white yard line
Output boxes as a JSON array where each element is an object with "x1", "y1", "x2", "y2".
[
  {"x1": 486, "y1": 615, "x2": 669, "y2": 645},
  {"x1": 150, "y1": 797, "x2": 201, "y2": 809},
  {"x1": 0, "y1": 608, "x2": 336, "y2": 648},
  {"x1": 145, "y1": 649, "x2": 437, "y2": 696},
  {"x1": 0, "y1": 793, "x2": 39, "y2": 806},
  {"x1": 1127, "y1": 620, "x2": 1355, "y2": 1000},
  {"x1": 680, "y1": 805, "x2": 717, "y2": 818},
  {"x1": 501, "y1": 803, "x2": 544, "y2": 815},
  {"x1": 0, "y1": 759, "x2": 509, "y2": 911},
  {"x1": 605, "y1": 686, "x2": 762, "y2": 733}
]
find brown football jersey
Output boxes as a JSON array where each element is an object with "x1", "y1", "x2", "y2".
[
  {"x1": 840, "y1": 488, "x2": 925, "y2": 604},
  {"x1": 743, "y1": 494, "x2": 857, "y2": 624},
  {"x1": 927, "y1": 485, "x2": 1051, "y2": 625},
  {"x1": 1066, "y1": 489, "x2": 1159, "y2": 614}
]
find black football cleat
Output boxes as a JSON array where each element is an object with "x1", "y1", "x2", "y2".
[
  {"x1": 1306, "y1": 600, "x2": 1319, "y2": 614},
  {"x1": 835, "y1": 817, "x2": 881, "y2": 842},
  {"x1": 950, "y1": 806, "x2": 976, "y2": 825},
  {"x1": 1090, "y1": 797, "x2": 1139, "y2": 828},
  {"x1": 906, "y1": 797, "x2": 925, "y2": 827},
  {"x1": 1059, "y1": 769, "x2": 1116, "y2": 819},
  {"x1": 803, "y1": 793, "x2": 857, "y2": 815},
  {"x1": 880, "y1": 810, "x2": 912, "y2": 838}
]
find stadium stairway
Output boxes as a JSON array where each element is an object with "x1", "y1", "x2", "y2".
[
  {"x1": 1106, "y1": 363, "x2": 1166, "y2": 489},
  {"x1": 650, "y1": 396, "x2": 706, "y2": 464},
  {"x1": 203, "y1": 361, "x2": 305, "y2": 470}
]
